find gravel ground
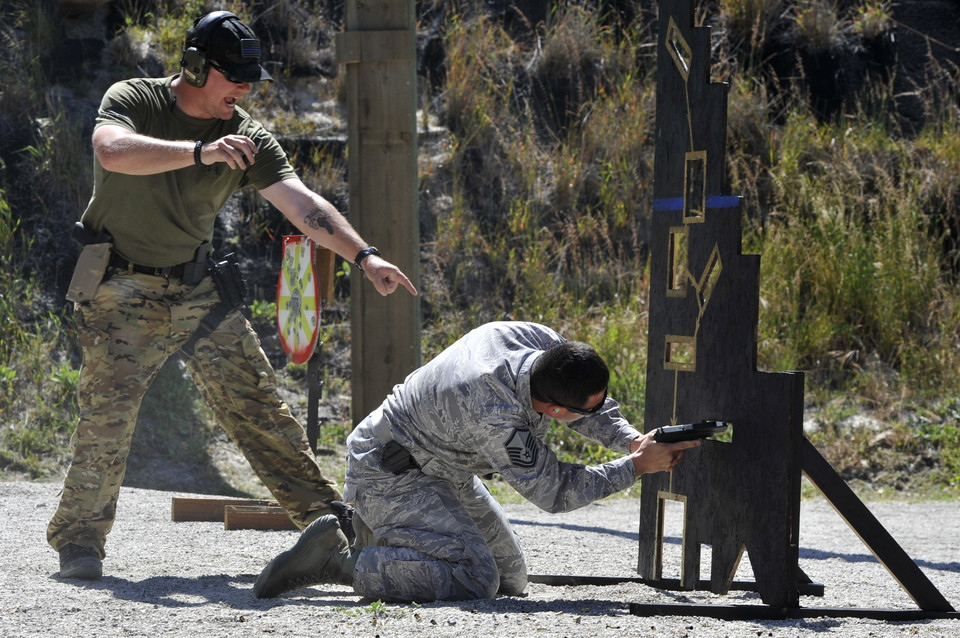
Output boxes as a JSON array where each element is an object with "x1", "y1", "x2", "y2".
[{"x1": 1, "y1": 480, "x2": 957, "y2": 637}]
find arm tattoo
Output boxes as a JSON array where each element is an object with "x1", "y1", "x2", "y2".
[{"x1": 304, "y1": 207, "x2": 335, "y2": 235}]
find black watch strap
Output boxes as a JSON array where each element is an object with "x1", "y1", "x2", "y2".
[{"x1": 353, "y1": 246, "x2": 381, "y2": 272}]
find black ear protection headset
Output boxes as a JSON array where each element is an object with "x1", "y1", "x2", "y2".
[{"x1": 179, "y1": 10, "x2": 238, "y2": 88}]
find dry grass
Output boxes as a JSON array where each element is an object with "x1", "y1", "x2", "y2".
[{"x1": 1, "y1": 1, "x2": 958, "y2": 495}]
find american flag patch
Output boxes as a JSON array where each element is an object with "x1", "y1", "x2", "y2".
[{"x1": 240, "y1": 38, "x2": 261, "y2": 59}]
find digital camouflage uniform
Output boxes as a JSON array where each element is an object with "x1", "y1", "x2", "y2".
[
  {"x1": 47, "y1": 76, "x2": 341, "y2": 557},
  {"x1": 342, "y1": 321, "x2": 643, "y2": 602}
]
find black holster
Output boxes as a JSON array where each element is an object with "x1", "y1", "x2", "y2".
[
  {"x1": 179, "y1": 253, "x2": 249, "y2": 358},
  {"x1": 380, "y1": 440, "x2": 420, "y2": 474},
  {"x1": 209, "y1": 253, "x2": 248, "y2": 310},
  {"x1": 182, "y1": 242, "x2": 213, "y2": 286}
]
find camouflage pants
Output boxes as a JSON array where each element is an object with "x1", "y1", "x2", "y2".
[
  {"x1": 47, "y1": 270, "x2": 340, "y2": 557},
  {"x1": 345, "y1": 449, "x2": 528, "y2": 602}
]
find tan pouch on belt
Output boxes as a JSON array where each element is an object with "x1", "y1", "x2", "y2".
[{"x1": 66, "y1": 242, "x2": 112, "y2": 303}]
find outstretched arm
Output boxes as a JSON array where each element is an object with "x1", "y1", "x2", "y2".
[{"x1": 259, "y1": 177, "x2": 417, "y2": 297}]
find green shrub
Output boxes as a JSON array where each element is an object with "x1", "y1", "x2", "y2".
[{"x1": 0, "y1": 190, "x2": 77, "y2": 478}]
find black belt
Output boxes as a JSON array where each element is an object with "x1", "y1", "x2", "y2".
[{"x1": 109, "y1": 253, "x2": 186, "y2": 279}]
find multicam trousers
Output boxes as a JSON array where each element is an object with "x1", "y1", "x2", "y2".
[{"x1": 47, "y1": 269, "x2": 340, "y2": 558}]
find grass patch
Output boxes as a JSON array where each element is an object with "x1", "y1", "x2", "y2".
[{"x1": 0, "y1": 190, "x2": 77, "y2": 479}]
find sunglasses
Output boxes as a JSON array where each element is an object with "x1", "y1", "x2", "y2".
[
  {"x1": 549, "y1": 387, "x2": 608, "y2": 416},
  {"x1": 210, "y1": 62, "x2": 246, "y2": 84}
]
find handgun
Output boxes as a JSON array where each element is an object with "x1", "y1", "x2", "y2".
[{"x1": 653, "y1": 421, "x2": 729, "y2": 443}]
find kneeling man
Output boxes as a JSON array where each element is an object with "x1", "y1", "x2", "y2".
[{"x1": 254, "y1": 321, "x2": 699, "y2": 601}]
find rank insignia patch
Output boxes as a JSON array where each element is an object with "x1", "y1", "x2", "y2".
[{"x1": 504, "y1": 428, "x2": 538, "y2": 468}]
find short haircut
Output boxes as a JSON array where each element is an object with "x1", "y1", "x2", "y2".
[{"x1": 530, "y1": 341, "x2": 609, "y2": 408}]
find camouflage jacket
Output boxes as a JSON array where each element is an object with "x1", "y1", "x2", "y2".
[{"x1": 347, "y1": 321, "x2": 642, "y2": 513}]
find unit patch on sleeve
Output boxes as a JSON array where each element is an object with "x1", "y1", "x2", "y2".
[{"x1": 504, "y1": 428, "x2": 539, "y2": 468}]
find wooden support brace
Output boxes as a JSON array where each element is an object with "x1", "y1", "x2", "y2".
[
  {"x1": 224, "y1": 505, "x2": 299, "y2": 531},
  {"x1": 171, "y1": 497, "x2": 278, "y2": 522},
  {"x1": 315, "y1": 247, "x2": 336, "y2": 302},
  {"x1": 171, "y1": 497, "x2": 297, "y2": 530},
  {"x1": 530, "y1": 574, "x2": 823, "y2": 596},
  {"x1": 305, "y1": 246, "x2": 335, "y2": 454},
  {"x1": 629, "y1": 602, "x2": 960, "y2": 621},
  {"x1": 801, "y1": 437, "x2": 955, "y2": 613}
]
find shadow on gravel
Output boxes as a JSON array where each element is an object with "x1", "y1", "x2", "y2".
[
  {"x1": 799, "y1": 547, "x2": 960, "y2": 573},
  {"x1": 509, "y1": 518, "x2": 636, "y2": 541},
  {"x1": 510, "y1": 520, "x2": 960, "y2": 576},
  {"x1": 429, "y1": 596, "x2": 630, "y2": 617},
  {"x1": 47, "y1": 573, "x2": 354, "y2": 610}
]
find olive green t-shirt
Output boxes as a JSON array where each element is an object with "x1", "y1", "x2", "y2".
[{"x1": 80, "y1": 76, "x2": 297, "y2": 266}]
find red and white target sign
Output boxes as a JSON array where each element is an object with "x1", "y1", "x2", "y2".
[{"x1": 276, "y1": 235, "x2": 321, "y2": 364}]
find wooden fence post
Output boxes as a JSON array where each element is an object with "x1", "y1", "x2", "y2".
[{"x1": 336, "y1": 0, "x2": 421, "y2": 424}]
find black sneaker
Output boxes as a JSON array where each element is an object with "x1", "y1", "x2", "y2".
[{"x1": 59, "y1": 543, "x2": 102, "y2": 580}]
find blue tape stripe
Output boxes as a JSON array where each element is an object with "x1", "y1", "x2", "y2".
[
  {"x1": 653, "y1": 197, "x2": 684, "y2": 211},
  {"x1": 706, "y1": 195, "x2": 741, "y2": 208},
  {"x1": 652, "y1": 195, "x2": 741, "y2": 211}
]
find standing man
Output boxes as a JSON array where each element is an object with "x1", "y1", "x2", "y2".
[
  {"x1": 253, "y1": 321, "x2": 698, "y2": 601},
  {"x1": 49, "y1": 11, "x2": 416, "y2": 581}
]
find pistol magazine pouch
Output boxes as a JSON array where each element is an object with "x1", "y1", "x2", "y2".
[{"x1": 66, "y1": 223, "x2": 113, "y2": 303}]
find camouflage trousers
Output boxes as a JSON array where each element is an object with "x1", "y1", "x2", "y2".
[
  {"x1": 344, "y1": 446, "x2": 528, "y2": 602},
  {"x1": 47, "y1": 270, "x2": 341, "y2": 558}
]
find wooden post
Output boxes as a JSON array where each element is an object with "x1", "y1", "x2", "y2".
[
  {"x1": 306, "y1": 247, "x2": 337, "y2": 453},
  {"x1": 336, "y1": 0, "x2": 421, "y2": 424}
]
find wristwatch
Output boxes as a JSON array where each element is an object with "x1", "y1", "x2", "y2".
[{"x1": 353, "y1": 246, "x2": 381, "y2": 273}]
